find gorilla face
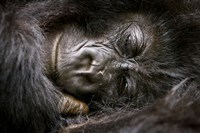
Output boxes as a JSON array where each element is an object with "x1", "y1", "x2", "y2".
[{"x1": 49, "y1": 13, "x2": 185, "y2": 106}]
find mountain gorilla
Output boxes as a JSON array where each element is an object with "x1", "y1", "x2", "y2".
[{"x1": 1, "y1": 0, "x2": 200, "y2": 133}]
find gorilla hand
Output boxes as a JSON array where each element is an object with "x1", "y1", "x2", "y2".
[{"x1": 59, "y1": 94, "x2": 89, "y2": 115}]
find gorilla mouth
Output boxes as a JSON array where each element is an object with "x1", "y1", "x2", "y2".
[{"x1": 117, "y1": 76, "x2": 128, "y2": 95}]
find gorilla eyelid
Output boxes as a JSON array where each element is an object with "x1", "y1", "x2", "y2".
[{"x1": 124, "y1": 34, "x2": 132, "y2": 57}]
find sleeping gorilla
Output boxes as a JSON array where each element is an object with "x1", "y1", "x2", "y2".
[
  {"x1": 1, "y1": 0, "x2": 200, "y2": 133},
  {"x1": 55, "y1": 1, "x2": 200, "y2": 132}
]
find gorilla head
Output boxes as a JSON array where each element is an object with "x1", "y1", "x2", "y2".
[{"x1": 47, "y1": 13, "x2": 190, "y2": 109}]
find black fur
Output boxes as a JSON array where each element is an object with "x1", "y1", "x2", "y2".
[
  {"x1": 1, "y1": 0, "x2": 200, "y2": 133},
  {"x1": 67, "y1": 79, "x2": 200, "y2": 133}
]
